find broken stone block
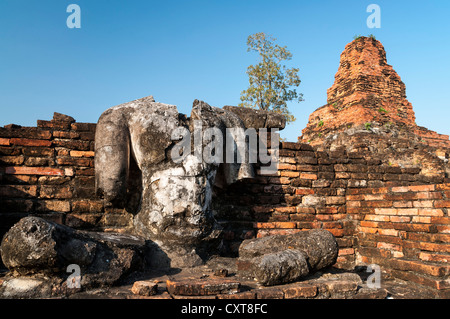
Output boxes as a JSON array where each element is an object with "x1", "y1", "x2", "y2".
[
  {"x1": 94, "y1": 96, "x2": 284, "y2": 268},
  {"x1": 237, "y1": 229, "x2": 338, "y2": 286},
  {"x1": 0, "y1": 216, "x2": 145, "y2": 292},
  {"x1": 239, "y1": 229, "x2": 338, "y2": 270},
  {"x1": 131, "y1": 281, "x2": 158, "y2": 296},
  {"x1": 0, "y1": 277, "x2": 52, "y2": 299},
  {"x1": 250, "y1": 249, "x2": 310, "y2": 286},
  {"x1": 166, "y1": 278, "x2": 240, "y2": 296}
]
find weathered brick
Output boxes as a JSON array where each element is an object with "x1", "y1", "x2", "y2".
[
  {"x1": 253, "y1": 222, "x2": 297, "y2": 229},
  {"x1": 166, "y1": 278, "x2": 240, "y2": 296},
  {"x1": 436, "y1": 183, "x2": 450, "y2": 191},
  {"x1": 10, "y1": 138, "x2": 52, "y2": 147},
  {"x1": 283, "y1": 283, "x2": 317, "y2": 299},
  {"x1": 256, "y1": 228, "x2": 301, "y2": 238},
  {"x1": 99, "y1": 211, "x2": 132, "y2": 227},
  {"x1": 131, "y1": 281, "x2": 158, "y2": 296},
  {"x1": 267, "y1": 177, "x2": 290, "y2": 185},
  {"x1": 312, "y1": 179, "x2": 331, "y2": 188},
  {"x1": 388, "y1": 259, "x2": 450, "y2": 277},
  {"x1": 22, "y1": 147, "x2": 54, "y2": 157},
  {"x1": 71, "y1": 122, "x2": 96, "y2": 132},
  {"x1": 419, "y1": 252, "x2": 450, "y2": 263},
  {"x1": 412, "y1": 216, "x2": 432, "y2": 224},
  {"x1": 434, "y1": 200, "x2": 450, "y2": 208},
  {"x1": 281, "y1": 142, "x2": 302, "y2": 150},
  {"x1": 377, "y1": 228, "x2": 399, "y2": 236},
  {"x1": 296, "y1": 164, "x2": 318, "y2": 172},
  {"x1": 294, "y1": 188, "x2": 314, "y2": 195},
  {"x1": 295, "y1": 207, "x2": 315, "y2": 214},
  {"x1": 322, "y1": 221, "x2": 342, "y2": 229},
  {"x1": 56, "y1": 157, "x2": 92, "y2": 167},
  {"x1": 418, "y1": 209, "x2": 444, "y2": 217},
  {"x1": 4, "y1": 166, "x2": 65, "y2": 176},
  {"x1": 217, "y1": 291, "x2": 256, "y2": 299},
  {"x1": 377, "y1": 242, "x2": 402, "y2": 251},
  {"x1": 79, "y1": 131, "x2": 95, "y2": 141},
  {"x1": 325, "y1": 196, "x2": 346, "y2": 205},
  {"x1": 391, "y1": 269, "x2": 449, "y2": 290},
  {"x1": 393, "y1": 223, "x2": 437, "y2": 233},
  {"x1": 255, "y1": 288, "x2": 284, "y2": 299},
  {"x1": 36, "y1": 200, "x2": 71, "y2": 212},
  {"x1": 299, "y1": 173, "x2": 317, "y2": 180},
  {"x1": 37, "y1": 176, "x2": 70, "y2": 185},
  {"x1": 338, "y1": 248, "x2": 355, "y2": 256},
  {"x1": 0, "y1": 146, "x2": 20, "y2": 156},
  {"x1": 326, "y1": 280, "x2": 358, "y2": 294},
  {"x1": 389, "y1": 216, "x2": 411, "y2": 223},
  {"x1": 0, "y1": 138, "x2": 10, "y2": 146},
  {"x1": 393, "y1": 201, "x2": 413, "y2": 208},
  {"x1": 52, "y1": 139, "x2": 90, "y2": 150},
  {"x1": 0, "y1": 127, "x2": 52, "y2": 140},
  {"x1": 39, "y1": 185, "x2": 72, "y2": 199},
  {"x1": 24, "y1": 157, "x2": 54, "y2": 166},
  {"x1": 70, "y1": 150, "x2": 95, "y2": 158},
  {"x1": 52, "y1": 131, "x2": 80, "y2": 139},
  {"x1": 274, "y1": 206, "x2": 297, "y2": 214},
  {"x1": 408, "y1": 185, "x2": 435, "y2": 192},
  {"x1": 0, "y1": 155, "x2": 24, "y2": 165},
  {"x1": 296, "y1": 157, "x2": 317, "y2": 165},
  {"x1": 390, "y1": 186, "x2": 410, "y2": 193},
  {"x1": 364, "y1": 214, "x2": 389, "y2": 222},
  {"x1": 280, "y1": 171, "x2": 299, "y2": 178}
]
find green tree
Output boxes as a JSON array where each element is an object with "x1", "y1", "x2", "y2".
[{"x1": 239, "y1": 32, "x2": 303, "y2": 123}]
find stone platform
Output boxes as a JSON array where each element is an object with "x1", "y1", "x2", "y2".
[{"x1": 1, "y1": 257, "x2": 444, "y2": 299}]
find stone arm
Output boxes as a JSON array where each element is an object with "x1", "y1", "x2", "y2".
[{"x1": 94, "y1": 109, "x2": 131, "y2": 205}]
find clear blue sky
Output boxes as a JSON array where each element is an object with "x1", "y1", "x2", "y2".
[{"x1": 1, "y1": 0, "x2": 449, "y2": 142}]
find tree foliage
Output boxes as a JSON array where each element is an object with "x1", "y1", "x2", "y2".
[{"x1": 239, "y1": 32, "x2": 303, "y2": 123}]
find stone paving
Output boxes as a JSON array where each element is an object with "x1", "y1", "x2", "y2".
[{"x1": 6, "y1": 257, "x2": 438, "y2": 300}]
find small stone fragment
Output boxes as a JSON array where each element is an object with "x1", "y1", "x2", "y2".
[
  {"x1": 166, "y1": 278, "x2": 240, "y2": 296},
  {"x1": 214, "y1": 268, "x2": 228, "y2": 277},
  {"x1": 131, "y1": 281, "x2": 158, "y2": 296}
]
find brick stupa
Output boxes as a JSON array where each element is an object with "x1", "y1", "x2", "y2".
[{"x1": 299, "y1": 36, "x2": 450, "y2": 150}]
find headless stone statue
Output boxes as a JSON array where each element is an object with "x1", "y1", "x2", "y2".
[{"x1": 94, "y1": 96, "x2": 284, "y2": 267}]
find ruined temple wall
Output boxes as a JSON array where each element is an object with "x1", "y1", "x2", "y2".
[
  {"x1": 0, "y1": 115, "x2": 449, "y2": 288},
  {"x1": 0, "y1": 115, "x2": 132, "y2": 242},
  {"x1": 348, "y1": 184, "x2": 450, "y2": 290},
  {"x1": 214, "y1": 140, "x2": 449, "y2": 270}
]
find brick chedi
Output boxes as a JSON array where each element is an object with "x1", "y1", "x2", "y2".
[{"x1": 300, "y1": 36, "x2": 450, "y2": 150}]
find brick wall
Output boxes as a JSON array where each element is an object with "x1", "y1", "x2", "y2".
[
  {"x1": 1, "y1": 114, "x2": 449, "y2": 292},
  {"x1": 348, "y1": 184, "x2": 450, "y2": 290},
  {"x1": 214, "y1": 141, "x2": 446, "y2": 269},
  {"x1": 0, "y1": 113, "x2": 133, "y2": 243}
]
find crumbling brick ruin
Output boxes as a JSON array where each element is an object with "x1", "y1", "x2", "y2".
[{"x1": 0, "y1": 36, "x2": 449, "y2": 299}]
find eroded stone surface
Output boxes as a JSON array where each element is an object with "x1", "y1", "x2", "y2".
[
  {"x1": 166, "y1": 278, "x2": 240, "y2": 296},
  {"x1": 95, "y1": 96, "x2": 283, "y2": 268},
  {"x1": 0, "y1": 216, "x2": 145, "y2": 294},
  {"x1": 237, "y1": 229, "x2": 338, "y2": 286}
]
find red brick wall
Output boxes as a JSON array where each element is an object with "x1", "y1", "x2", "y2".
[
  {"x1": 214, "y1": 141, "x2": 446, "y2": 270},
  {"x1": 1, "y1": 115, "x2": 449, "y2": 292},
  {"x1": 0, "y1": 114, "x2": 133, "y2": 241},
  {"x1": 347, "y1": 184, "x2": 450, "y2": 290}
]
